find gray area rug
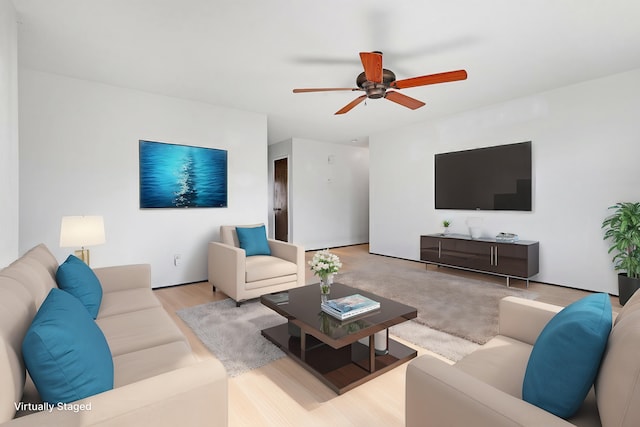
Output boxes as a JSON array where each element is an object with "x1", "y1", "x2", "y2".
[
  {"x1": 391, "y1": 321, "x2": 480, "y2": 361},
  {"x1": 177, "y1": 299, "x2": 286, "y2": 377},
  {"x1": 178, "y1": 297, "x2": 479, "y2": 378},
  {"x1": 177, "y1": 267, "x2": 538, "y2": 376},
  {"x1": 337, "y1": 263, "x2": 537, "y2": 344}
]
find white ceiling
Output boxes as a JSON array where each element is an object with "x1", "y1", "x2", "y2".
[{"x1": 12, "y1": 0, "x2": 640, "y2": 146}]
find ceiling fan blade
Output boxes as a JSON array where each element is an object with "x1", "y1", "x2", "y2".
[
  {"x1": 293, "y1": 88, "x2": 358, "y2": 93},
  {"x1": 335, "y1": 95, "x2": 367, "y2": 115},
  {"x1": 391, "y1": 69, "x2": 467, "y2": 89},
  {"x1": 384, "y1": 91, "x2": 425, "y2": 110},
  {"x1": 359, "y1": 52, "x2": 383, "y2": 83}
]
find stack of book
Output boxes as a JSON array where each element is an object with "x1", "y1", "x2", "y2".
[
  {"x1": 496, "y1": 232, "x2": 519, "y2": 243},
  {"x1": 321, "y1": 294, "x2": 380, "y2": 321}
]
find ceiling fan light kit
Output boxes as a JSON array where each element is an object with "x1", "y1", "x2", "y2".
[{"x1": 293, "y1": 51, "x2": 467, "y2": 115}]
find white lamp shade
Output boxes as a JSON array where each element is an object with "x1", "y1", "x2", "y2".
[{"x1": 60, "y1": 216, "x2": 106, "y2": 247}]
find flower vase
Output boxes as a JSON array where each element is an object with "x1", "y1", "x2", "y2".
[{"x1": 319, "y1": 274, "x2": 334, "y2": 303}]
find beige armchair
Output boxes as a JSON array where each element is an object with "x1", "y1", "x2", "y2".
[{"x1": 208, "y1": 224, "x2": 305, "y2": 306}]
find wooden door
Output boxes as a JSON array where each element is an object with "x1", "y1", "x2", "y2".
[{"x1": 274, "y1": 158, "x2": 288, "y2": 242}]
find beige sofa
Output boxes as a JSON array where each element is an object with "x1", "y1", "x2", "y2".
[
  {"x1": 0, "y1": 244, "x2": 228, "y2": 426},
  {"x1": 406, "y1": 293, "x2": 640, "y2": 427},
  {"x1": 208, "y1": 224, "x2": 305, "y2": 306}
]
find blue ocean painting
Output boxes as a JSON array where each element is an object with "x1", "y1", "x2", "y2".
[{"x1": 139, "y1": 140, "x2": 228, "y2": 208}]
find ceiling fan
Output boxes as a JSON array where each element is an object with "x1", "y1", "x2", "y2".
[{"x1": 293, "y1": 51, "x2": 467, "y2": 115}]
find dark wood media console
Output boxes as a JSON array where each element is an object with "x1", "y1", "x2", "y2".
[{"x1": 420, "y1": 234, "x2": 539, "y2": 286}]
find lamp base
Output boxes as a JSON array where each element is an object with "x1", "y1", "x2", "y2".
[{"x1": 74, "y1": 248, "x2": 90, "y2": 266}]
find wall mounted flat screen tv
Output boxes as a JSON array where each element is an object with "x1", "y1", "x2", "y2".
[
  {"x1": 139, "y1": 140, "x2": 228, "y2": 208},
  {"x1": 435, "y1": 141, "x2": 532, "y2": 211}
]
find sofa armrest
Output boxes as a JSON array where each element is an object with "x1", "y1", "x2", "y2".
[
  {"x1": 267, "y1": 239, "x2": 300, "y2": 263},
  {"x1": 268, "y1": 240, "x2": 305, "y2": 285},
  {"x1": 93, "y1": 264, "x2": 151, "y2": 293},
  {"x1": 498, "y1": 296, "x2": 563, "y2": 346},
  {"x1": 208, "y1": 242, "x2": 245, "y2": 300},
  {"x1": 3, "y1": 359, "x2": 227, "y2": 427},
  {"x1": 406, "y1": 355, "x2": 575, "y2": 427}
]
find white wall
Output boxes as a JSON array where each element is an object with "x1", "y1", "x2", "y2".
[
  {"x1": 0, "y1": 0, "x2": 19, "y2": 266},
  {"x1": 288, "y1": 138, "x2": 369, "y2": 250},
  {"x1": 370, "y1": 69, "x2": 640, "y2": 294},
  {"x1": 19, "y1": 69, "x2": 268, "y2": 287}
]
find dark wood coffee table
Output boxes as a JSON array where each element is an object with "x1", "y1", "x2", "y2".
[{"x1": 260, "y1": 282, "x2": 417, "y2": 394}]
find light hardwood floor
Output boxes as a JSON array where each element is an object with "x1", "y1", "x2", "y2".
[{"x1": 153, "y1": 244, "x2": 620, "y2": 427}]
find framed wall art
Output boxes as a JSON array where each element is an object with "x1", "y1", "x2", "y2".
[{"x1": 139, "y1": 140, "x2": 228, "y2": 208}]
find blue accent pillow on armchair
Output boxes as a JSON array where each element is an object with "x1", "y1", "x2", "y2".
[
  {"x1": 56, "y1": 254, "x2": 103, "y2": 319},
  {"x1": 236, "y1": 225, "x2": 271, "y2": 256},
  {"x1": 522, "y1": 293, "x2": 612, "y2": 418},
  {"x1": 22, "y1": 288, "x2": 114, "y2": 404}
]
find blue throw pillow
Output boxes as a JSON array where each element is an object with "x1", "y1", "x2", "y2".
[
  {"x1": 56, "y1": 255, "x2": 103, "y2": 319},
  {"x1": 236, "y1": 225, "x2": 271, "y2": 256},
  {"x1": 522, "y1": 293, "x2": 612, "y2": 418},
  {"x1": 22, "y1": 288, "x2": 114, "y2": 404}
]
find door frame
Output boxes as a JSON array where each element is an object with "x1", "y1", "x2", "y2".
[{"x1": 272, "y1": 155, "x2": 291, "y2": 242}]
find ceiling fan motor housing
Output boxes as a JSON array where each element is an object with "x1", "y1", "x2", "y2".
[{"x1": 357, "y1": 69, "x2": 396, "y2": 99}]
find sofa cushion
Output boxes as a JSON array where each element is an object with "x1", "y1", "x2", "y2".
[
  {"x1": 522, "y1": 293, "x2": 611, "y2": 418},
  {"x1": 98, "y1": 288, "x2": 161, "y2": 318},
  {"x1": 0, "y1": 244, "x2": 59, "y2": 309},
  {"x1": 236, "y1": 225, "x2": 271, "y2": 256},
  {"x1": 613, "y1": 285, "x2": 640, "y2": 326},
  {"x1": 56, "y1": 255, "x2": 103, "y2": 319},
  {"x1": 245, "y1": 255, "x2": 298, "y2": 283},
  {"x1": 454, "y1": 335, "x2": 532, "y2": 399},
  {"x1": 19, "y1": 244, "x2": 60, "y2": 286},
  {"x1": 96, "y1": 306, "x2": 187, "y2": 357},
  {"x1": 22, "y1": 288, "x2": 114, "y2": 404},
  {"x1": 220, "y1": 223, "x2": 262, "y2": 247},
  {"x1": 0, "y1": 279, "x2": 36, "y2": 423},
  {"x1": 113, "y1": 341, "x2": 195, "y2": 387},
  {"x1": 596, "y1": 308, "x2": 640, "y2": 427}
]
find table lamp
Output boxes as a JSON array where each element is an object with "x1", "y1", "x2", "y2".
[{"x1": 59, "y1": 215, "x2": 106, "y2": 265}]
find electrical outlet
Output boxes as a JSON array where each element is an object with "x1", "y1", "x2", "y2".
[{"x1": 174, "y1": 254, "x2": 182, "y2": 266}]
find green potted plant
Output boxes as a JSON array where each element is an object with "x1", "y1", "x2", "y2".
[
  {"x1": 602, "y1": 202, "x2": 640, "y2": 305},
  {"x1": 442, "y1": 220, "x2": 451, "y2": 235}
]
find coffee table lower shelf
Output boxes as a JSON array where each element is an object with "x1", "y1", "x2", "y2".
[{"x1": 261, "y1": 323, "x2": 417, "y2": 394}]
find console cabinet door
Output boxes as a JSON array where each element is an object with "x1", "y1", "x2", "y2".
[
  {"x1": 438, "y1": 238, "x2": 465, "y2": 266},
  {"x1": 490, "y1": 243, "x2": 539, "y2": 277},
  {"x1": 420, "y1": 236, "x2": 440, "y2": 263},
  {"x1": 442, "y1": 239, "x2": 488, "y2": 271},
  {"x1": 421, "y1": 236, "x2": 489, "y2": 270}
]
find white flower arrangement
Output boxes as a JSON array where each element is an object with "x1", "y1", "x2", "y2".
[{"x1": 308, "y1": 250, "x2": 342, "y2": 280}]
